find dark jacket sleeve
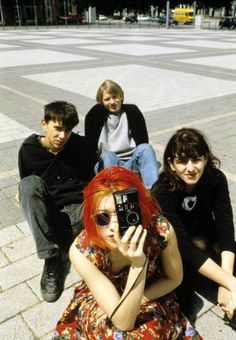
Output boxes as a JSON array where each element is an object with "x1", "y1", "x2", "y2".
[
  {"x1": 18, "y1": 145, "x2": 25, "y2": 179},
  {"x1": 60, "y1": 133, "x2": 95, "y2": 182},
  {"x1": 152, "y1": 180, "x2": 211, "y2": 271},
  {"x1": 125, "y1": 104, "x2": 149, "y2": 144},
  {"x1": 84, "y1": 104, "x2": 107, "y2": 153},
  {"x1": 18, "y1": 135, "x2": 41, "y2": 179},
  {"x1": 212, "y1": 170, "x2": 235, "y2": 253}
]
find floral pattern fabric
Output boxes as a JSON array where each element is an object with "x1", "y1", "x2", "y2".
[{"x1": 53, "y1": 217, "x2": 202, "y2": 340}]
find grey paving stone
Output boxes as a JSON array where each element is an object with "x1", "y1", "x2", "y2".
[
  {"x1": 0, "y1": 176, "x2": 18, "y2": 188},
  {"x1": 22, "y1": 288, "x2": 74, "y2": 338},
  {"x1": 191, "y1": 292, "x2": 215, "y2": 320},
  {"x1": 0, "y1": 197, "x2": 16, "y2": 214},
  {"x1": 0, "y1": 254, "x2": 41, "y2": 290},
  {"x1": 0, "y1": 225, "x2": 23, "y2": 247},
  {"x1": 195, "y1": 310, "x2": 236, "y2": 339},
  {"x1": 1, "y1": 183, "x2": 19, "y2": 199},
  {"x1": 16, "y1": 221, "x2": 30, "y2": 236},
  {"x1": 0, "y1": 189, "x2": 4, "y2": 201},
  {"x1": 40, "y1": 333, "x2": 54, "y2": 340},
  {"x1": 211, "y1": 304, "x2": 225, "y2": 319},
  {"x1": 0, "y1": 249, "x2": 9, "y2": 268},
  {"x1": 0, "y1": 283, "x2": 39, "y2": 323},
  {"x1": 27, "y1": 274, "x2": 44, "y2": 302},
  {"x1": 0, "y1": 206, "x2": 25, "y2": 228},
  {"x1": 2, "y1": 235, "x2": 36, "y2": 262},
  {"x1": 0, "y1": 315, "x2": 35, "y2": 339}
]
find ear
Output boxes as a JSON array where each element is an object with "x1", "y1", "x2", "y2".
[
  {"x1": 41, "y1": 120, "x2": 47, "y2": 131},
  {"x1": 167, "y1": 157, "x2": 175, "y2": 171}
]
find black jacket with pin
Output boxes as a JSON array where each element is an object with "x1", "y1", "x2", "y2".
[{"x1": 152, "y1": 169, "x2": 235, "y2": 271}]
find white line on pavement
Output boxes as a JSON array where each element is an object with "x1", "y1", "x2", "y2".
[
  {"x1": 149, "y1": 111, "x2": 236, "y2": 137},
  {"x1": 0, "y1": 83, "x2": 47, "y2": 105}
]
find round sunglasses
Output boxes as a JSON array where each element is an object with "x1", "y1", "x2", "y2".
[{"x1": 94, "y1": 211, "x2": 117, "y2": 228}]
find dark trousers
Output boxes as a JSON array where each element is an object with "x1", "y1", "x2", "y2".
[
  {"x1": 18, "y1": 175, "x2": 83, "y2": 259},
  {"x1": 176, "y1": 241, "x2": 236, "y2": 318},
  {"x1": 180, "y1": 241, "x2": 236, "y2": 290}
]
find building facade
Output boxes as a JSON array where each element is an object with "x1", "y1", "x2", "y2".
[{"x1": 0, "y1": 0, "x2": 80, "y2": 26}]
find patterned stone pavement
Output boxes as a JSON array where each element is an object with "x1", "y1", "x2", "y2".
[{"x1": 0, "y1": 25, "x2": 236, "y2": 339}]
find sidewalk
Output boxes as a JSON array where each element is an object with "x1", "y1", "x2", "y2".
[{"x1": 0, "y1": 26, "x2": 236, "y2": 339}]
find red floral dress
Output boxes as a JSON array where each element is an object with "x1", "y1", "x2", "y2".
[{"x1": 53, "y1": 217, "x2": 202, "y2": 340}]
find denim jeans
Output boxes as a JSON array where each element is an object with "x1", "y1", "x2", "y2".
[
  {"x1": 18, "y1": 175, "x2": 83, "y2": 259},
  {"x1": 95, "y1": 143, "x2": 160, "y2": 189}
]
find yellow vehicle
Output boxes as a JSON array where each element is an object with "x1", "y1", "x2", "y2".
[{"x1": 172, "y1": 8, "x2": 194, "y2": 24}]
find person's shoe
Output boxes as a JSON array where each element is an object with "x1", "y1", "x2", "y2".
[
  {"x1": 224, "y1": 313, "x2": 236, "y2": 330},
  {"x1": 40, "y1": 256, "x2": 64, "y2": 302}
]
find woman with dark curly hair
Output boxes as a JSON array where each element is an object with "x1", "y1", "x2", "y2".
[
  {"x1": 152, "y1": 127, "x2": 236, "y2": 327},
  {"x1": 53, "y1": 166, "x2": 202, "y2": 339}
]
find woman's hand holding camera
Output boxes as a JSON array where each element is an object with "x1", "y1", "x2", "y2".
[{"x1": 114, "y1": 225, "x2": 147, "y2": 268}]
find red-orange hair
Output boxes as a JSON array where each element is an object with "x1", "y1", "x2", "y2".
[{"x1": 83, "y1": 166, "x2": 161, "y2": 249}]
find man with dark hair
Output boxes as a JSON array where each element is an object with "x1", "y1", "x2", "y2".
[{"x1": 18, "y1": 101, "x2": 94, "y2": 302}]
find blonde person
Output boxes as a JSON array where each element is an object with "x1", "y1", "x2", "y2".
[
  {"x1": 85, "y1": 79, "x2": 160, "y2": 189},
  {"x1": 53, "y1": 166, "x2": 202, "y2": 339}
]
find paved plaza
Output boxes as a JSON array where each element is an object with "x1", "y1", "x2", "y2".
[{"x1": 0, "y1": 25, "x2": 236, "y2": 339}]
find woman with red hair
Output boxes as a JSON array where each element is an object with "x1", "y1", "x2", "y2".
[{"x1": 53, "y1": 166, "x2": 202, "y2": 339}]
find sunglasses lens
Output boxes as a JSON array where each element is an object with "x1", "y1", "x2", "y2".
[{"x1": 95, "y1": 212, "x2": 110, "y2": 227}]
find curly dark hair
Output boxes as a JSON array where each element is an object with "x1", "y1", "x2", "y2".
[{"x1": 161, "y1": 128, "x2": 220, "y2": 191}]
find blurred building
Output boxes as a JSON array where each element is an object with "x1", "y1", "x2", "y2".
[{"x1": 0, "y1": 0, "x2": 82, "y2": 26}]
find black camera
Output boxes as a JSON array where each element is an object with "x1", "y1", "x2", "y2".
[{"x1": 113, "y1": 188, "x2": 142, "y2": 236}]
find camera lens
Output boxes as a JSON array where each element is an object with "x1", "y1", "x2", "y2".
[{"x1": 126, "y1": 211, "x2": 140, "y2": 225}]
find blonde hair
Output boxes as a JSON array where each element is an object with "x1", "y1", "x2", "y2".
[{"x1": 96, "y1": 80, "x2": 124, "y2": 104}]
